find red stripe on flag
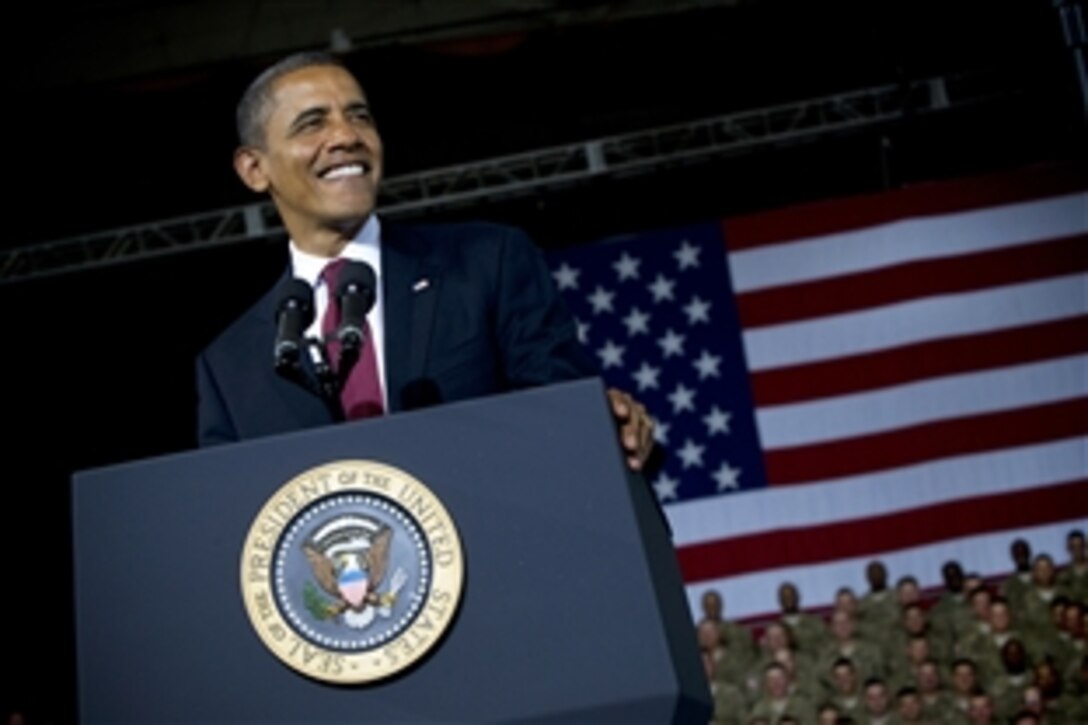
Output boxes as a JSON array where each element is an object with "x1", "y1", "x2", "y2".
[
  {"x1": 751, "y1": 316, "x2": 1088, "y2": 406},
  {"x1": 763, "y1": 398, "x2": 1088, "y2": 485},
  {"x1": 722, "y1": 162, "x2": 1087, "y2": 250},
  {"x1": 676, "y1": 478, "x2": 1088, "y2": 582},
  {"x1": 736, "y1": 234, "x2": 1088, "y2": 328}
]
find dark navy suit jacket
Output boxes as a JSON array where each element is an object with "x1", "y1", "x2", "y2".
[{"x1": 196, "y1": 221, "x2": 597, "y2": 446}]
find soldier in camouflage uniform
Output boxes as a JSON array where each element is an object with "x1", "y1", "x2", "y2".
[
  {"x1": 699, "y1": 618, "x2": 755, "y2": 695},
  {"x1": 701, "y1": 589, "x2": 757, "y2": 660},
  {"x1": 1055, "y1": 603, "x2": 1086, "y2": 691},
  {"x1": 965, "y1": 687, "x2": 999, "y2": 725},
  {"x1": 948, "y1": 658, "x2": 981, "y2": 718},
  {"x1": 747, "y1": 662, "x2": 816, "y2": 725},
  {"x1": 818, "y1": 609, "x2": 886, "y2": 692},
  {"x1": 1020, "y1": 555, "x2": 1064, "y2": 640},
  {"x1": 1055, "y1": 529, "x2": 1087, "y2": 603},
  {"x1": 859, "y1": 561, "x2": 901, "y2": 639},
  {"x1": 930, "y1": 562, "x2": 973, "y2": 644},
  {"x1": 857, "y1": 677, "x2": 895, "y2": 725},
  {"x1": 827, "y1": 657, "x2": 865, "y2": 721},
  {"x1": 913, "y1": 659, "x2": 964, "y2": 724},
  {"x1": 955, "y1": 586, "x2": 993, "y2": 660},
  {"x1": 989, "y1": 638, "x2": 1034, "y2": 724},
  {"x1": 999, "y1": 539, "x2": 1034, "y2": 612},
  {"x1": 889, "y1": 603, "x2": 953, "y2": 672},
  {"x1": 957, "y1": 597, "x2": 1041, "y2": 683},
  {"x1": 894, "y1": 685, "x2": 930, "y2": 724},
  {"x1": 776, "y1": 582, "x2": 830, "y2": 659}
]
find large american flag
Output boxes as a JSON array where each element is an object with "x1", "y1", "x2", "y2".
[{"x1": 546, "y1": 163, "x2": 1088, "y2": 622}]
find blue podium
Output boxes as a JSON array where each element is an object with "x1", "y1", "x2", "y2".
[{"x1": 71, "y1": 378, "x2": 711, "y2": 723}]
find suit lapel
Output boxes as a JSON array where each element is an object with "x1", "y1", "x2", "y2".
[{"x1": 382, "y1": 225, "x2": 441, "y2": 412}]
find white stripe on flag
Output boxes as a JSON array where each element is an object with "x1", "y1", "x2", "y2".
[
  {"x1": 741, "y1": 273, "x2": 1087, "y2": 370},
  {"x1": 756, "y1": 354, "x2": 1088, "y2": 448},
  {"x1": 729, "y1": 192, "x2": 1087, "y2": 293},
  {"x1": 666, "y1": 437, "x2": 1087, "y2": 546}
]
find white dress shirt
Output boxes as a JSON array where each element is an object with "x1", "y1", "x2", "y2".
[{"x1": 288, "y1": 214, "x2": 387, "y2": 408}]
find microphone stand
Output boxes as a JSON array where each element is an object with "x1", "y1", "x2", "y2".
[
  {"x1": 273, "y1": 337, "x2": 345, "y2": 423},
  {"x1": 336, "y1": 337, "x2": 362, "y2": 391},
  {"x1": 307, "y1": 337, "x2": 346, "y2": 423}
]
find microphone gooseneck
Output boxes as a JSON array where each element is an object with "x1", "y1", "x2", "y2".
[
  {"x1": 273, "y1": 277, "x2": 315, "y2": 374},
  {"x1": 333, "y1": 261, "x2": 378, "y2": 385},
  {"x1": 335, "y1": 260, "x2": 378, "y2": 353}
]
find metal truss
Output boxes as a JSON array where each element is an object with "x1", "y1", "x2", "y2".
[{"x1": 1, "y1": 72, "x2": 1012, "y2": 284}]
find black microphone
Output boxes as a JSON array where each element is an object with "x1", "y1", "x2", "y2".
[
  {"x1": 274, "y1": 277, "x2": 315, "y2": 373},
  {"x1": 335, "y1": 261, "x2": 378, "y2": 356}
]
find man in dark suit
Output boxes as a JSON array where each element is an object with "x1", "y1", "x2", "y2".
[{"x1": 197, "y1": 51, "x2": 654, "y2": 469}]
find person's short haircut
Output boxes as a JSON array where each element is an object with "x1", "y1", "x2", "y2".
[
  {"x1": 951, "y1": 657, "x2": 976, "y2": 672},
  {"x1": 236, "y1": 51, "x2": 350, "y2": 148},
  {"x1": 862, "y1": 676, "x2": 886, "y2": 690},
  {"x1": 832, "y1": 656, "x2": 855, "y2": 671},
  {"x1": 896, "y1": 685, "x2": 919, "y2": 698}
]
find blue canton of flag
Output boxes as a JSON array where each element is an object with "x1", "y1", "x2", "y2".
[{"x1": 546, "y1": 223, "x2": 768, "y2": 504}]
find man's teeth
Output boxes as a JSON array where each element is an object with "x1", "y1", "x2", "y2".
[{"x1": 323, "y1": 164, "x2": 365, "y2": 179}]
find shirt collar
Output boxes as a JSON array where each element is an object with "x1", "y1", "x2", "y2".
[{"x1": 288, "y1": 214, "x2": 382, "y2": 287}]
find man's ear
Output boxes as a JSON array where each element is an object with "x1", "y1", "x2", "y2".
[{"x1": 234, "y1": 146, "x2": 270, "y2": 193}]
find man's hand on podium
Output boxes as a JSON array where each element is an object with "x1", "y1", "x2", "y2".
[{"x1": 607, "y1": 387, "x2": 655, "y2": 472}]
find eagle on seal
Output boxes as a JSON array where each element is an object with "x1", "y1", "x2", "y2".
[{"x1": 303, "y1": 514, "x2": 405, "y2": 629}]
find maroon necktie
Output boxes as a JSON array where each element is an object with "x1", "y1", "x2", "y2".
[{"x1": 321, "y1": 259, "x2": 385, "y2": 419}]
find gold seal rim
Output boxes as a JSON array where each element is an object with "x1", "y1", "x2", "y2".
[{"x1": 239, "y1": 459, "x2": 465, "y2": 684}]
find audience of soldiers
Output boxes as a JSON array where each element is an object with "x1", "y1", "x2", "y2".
[{"x1": 698, "y1": 530, "x2": 1088, "y2": 724}]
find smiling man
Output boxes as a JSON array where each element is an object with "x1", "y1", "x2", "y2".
[
  {"x1": 196, "y1": 51, "x2": 654, "y2": 469},
  {"x1": 232, "y1": 59, "x2": 383, "y2": 258}
]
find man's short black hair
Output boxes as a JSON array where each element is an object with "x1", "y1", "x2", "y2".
[
  {"x1": 951, "y1": 657, "x2": 977, "y2": 672},
  {"x1": 832, "y1": 656, "x2": 855, "y2": 670},
  {"x1": 236, "y1": 50, "x2": 350, "y2": 148}
]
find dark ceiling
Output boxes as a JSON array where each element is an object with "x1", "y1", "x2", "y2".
[{"x1": 9, "y1": 0, "x2": 1083, "y2": 248}]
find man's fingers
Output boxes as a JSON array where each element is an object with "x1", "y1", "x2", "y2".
[
  {"x1": 608, "y1": 387, "x2": 631, "y2": 418},
  {"x1": 608, "y1": 387, "x2": 655, "y2": 470}
]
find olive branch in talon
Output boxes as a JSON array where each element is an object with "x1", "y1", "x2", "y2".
[{"x1": 303, "y1": 581, "x2": 346, "y2": 621}]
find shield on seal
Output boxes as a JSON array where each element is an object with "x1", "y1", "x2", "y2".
[{"x1": 337, "y1": 565, "x2": 369, "y2": 607}]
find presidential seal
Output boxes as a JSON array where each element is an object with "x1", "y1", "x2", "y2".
[{"x1": 240, "y1": 460, "x2": 464, "y2": 684}]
